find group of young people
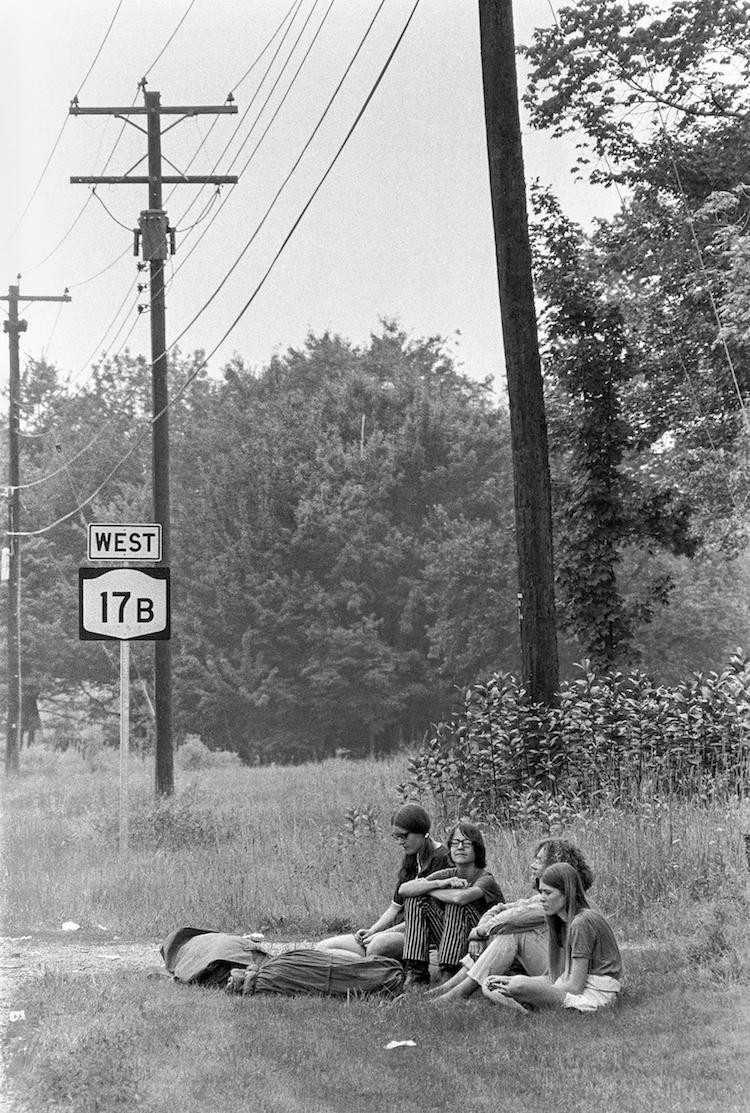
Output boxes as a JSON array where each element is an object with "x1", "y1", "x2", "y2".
[{"x1": 315, "y1": 803, "x2": 623, "y2": 1013}]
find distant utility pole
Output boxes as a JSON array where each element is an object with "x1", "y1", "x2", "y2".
[
  {"x1": 70, "y1": 84, "x2": 238, "y2": 795},
  {"x1": 478, "y1": 0, "x2": 559, "y2": 704},
  {"x1": 2, "y1": 282, "x2": 71, "y2": 773}
]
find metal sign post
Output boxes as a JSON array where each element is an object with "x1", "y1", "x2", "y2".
[
  {"x1": 80, "y1": 526, "x2": 170, "y2": 853},
  {"x1": 119, "y1": 640, "x2": 130, "y2": 853}
]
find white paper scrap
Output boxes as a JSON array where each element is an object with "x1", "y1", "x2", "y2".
[{"x1": 384, "y1": 1040, "x2": 416, "y2": 1050}]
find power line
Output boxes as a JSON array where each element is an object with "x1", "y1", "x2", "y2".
[
  {"x1": 168, "y1": 0, "x2": 385, "y2": 338},
  {"x1": 74, "y1": 0, "x2": 126, "y2": 99},
  {"x1": 229, "y1": 0, "x2": 302, "y2": 98},
  {"x1": 171, "y1": 0, "x2": 309, "y2": 232},
  {"x1": 142, "y1": 0, "x2": 198, "y2": 79},
  {"x1": 14, "y1": 0, "x2": 422, "y2": 538},
  {"x1": 2, "y1": 0, "x2": 125, "y2": 250}
]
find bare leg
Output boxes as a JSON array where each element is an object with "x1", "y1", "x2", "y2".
[
  {"x1": 315, "y1": 933, "x2": 365, "y2": 956},
  {"x1": 425, "y1": 967, "x2": 469, "y2": 996},
  {"x1": 431, "y1": 972, "x2": 481, "y2": 1003},
  {"x1": 365, "y1": 931, "x2": 405, "y2": 961},
  {"x1": 484, "y1": 973, "x2": 566, "y2": 1010},
  {"x1": 507, "y1": 974, "x2": 567, "y2": 1008}
]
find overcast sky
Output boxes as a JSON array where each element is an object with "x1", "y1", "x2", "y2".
[{"x1": 2, "y1": 0, "x2": 618, "y2": 395}]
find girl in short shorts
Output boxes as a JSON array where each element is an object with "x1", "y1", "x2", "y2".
[{"x1": 483, "y1": 861, "x2": 622, "y2": 1013}]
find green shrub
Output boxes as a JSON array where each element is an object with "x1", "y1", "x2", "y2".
[
  {"x1": 175, "y1": 735, "x2": 241, "y2": 771},
  {"x1": 401, "y1": 655, "x2": 750, "y2": 824}
]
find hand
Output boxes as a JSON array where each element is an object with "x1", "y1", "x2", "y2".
[
  {"x1": 468, "y1": 939, "x2": 485, "y2": 960},
  {"x1": 354, "y1": 928, "x2": 370, "y2": 946},
  {"x1": 484, "y1": 975, "x2": 511, "y2": 995},
  {"x1": 444, "y1": 877, "x2": 468, "y2": 889}
]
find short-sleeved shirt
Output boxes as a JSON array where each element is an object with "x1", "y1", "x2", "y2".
[
  {"x1": 568, "y1": 909, "x2": 623, "y2": 980},
  {"x1": 420, "y1": 867, "x2": 505, "y2": 911},
  {"x1": 392, "y1": 839, "x2": 451, "y2": 906}
]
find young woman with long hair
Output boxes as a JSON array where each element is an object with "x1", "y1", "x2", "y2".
[
  {"x1": 428, "y1": 838, "x2": 594, "y2": 1004},
  {"x1": 483, "y1": 861, "x2": 623, "y2": 1012}
]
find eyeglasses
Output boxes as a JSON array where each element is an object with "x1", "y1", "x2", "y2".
[
  {"x1": 449, "y1": 839, "x2": 473, "y2": 848},
  {"x1": 391, "y1": 831, "x2": 411, "y2": 842}
]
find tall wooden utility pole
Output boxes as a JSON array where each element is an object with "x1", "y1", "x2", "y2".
[
  {"x1": 2, "y1": 282, "x2": 71, "y2": 772},
  {"x1": 478, "y1": 0, "x2": 559, "y2": 704},
  {"x1": 70, "y1": 85, "x2": 237, "y2": 794}
]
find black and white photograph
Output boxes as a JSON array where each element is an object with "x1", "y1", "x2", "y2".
[{"x1": 1, "y1": 2, "x2": 748, "y2": 1110}]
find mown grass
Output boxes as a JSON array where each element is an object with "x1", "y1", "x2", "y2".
[
  {"x1": 6, "y1": 957, "x2": 750, "y2": 1113},
  {"x1": 3, "y1": 744, "x2": 750, "y2": 1112}
]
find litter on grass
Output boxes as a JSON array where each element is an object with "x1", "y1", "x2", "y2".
[
  {"x1": 384, "y1": 1040, "x2": 416, "y2": 1050},
  {"x1": 61, "y1": 921, "x2": 80, "y2": 932}
]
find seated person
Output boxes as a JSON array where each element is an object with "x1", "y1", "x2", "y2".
[
  {"x1": 428, "y1": 838, "x2": 593, "y2": 1004},
  {"x1": 400, "y1": 819, "x2": 504, "y2": 987},
  {"x1": 483, "y1": 861, "x2": 623, "y2": 1013},
  {"x1": 315, "y1": 804, "x2": 450, "y2": 960}
]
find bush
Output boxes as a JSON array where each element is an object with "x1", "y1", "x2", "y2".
[
  {"x1": 401, "y1": 655, "x2": 750, "y2": 824},
  {"x1": 175, "y1": 735, "x2": 241, "y2": 771}
]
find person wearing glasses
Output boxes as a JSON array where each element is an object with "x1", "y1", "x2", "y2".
[
  {"x1": 426, "y1": 838, "x2": 594, "y2": 1004},
  {"x1": 315, "y1": 804, "x2": 450, "y2": 960},
  {"x1": 399, "y1": 820, "x2": 504, "y2": 988}
]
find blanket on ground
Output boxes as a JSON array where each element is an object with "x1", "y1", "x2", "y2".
[{"x1": 160, "y1": 926, "x2": 405, "y2": 997}]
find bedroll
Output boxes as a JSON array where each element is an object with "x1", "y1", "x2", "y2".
[{"x1": 161, "y1": 927, "x2": 405, "y2": 998}]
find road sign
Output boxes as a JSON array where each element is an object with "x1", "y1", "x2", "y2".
[
  {"x1": 87, "y1": 523, "x2": 162, "y2": 562},
  {"x1": 79, "y1": 567, "x2": 170, "y2": 641}
]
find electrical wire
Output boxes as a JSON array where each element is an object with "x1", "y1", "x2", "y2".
[
  {"x1": 74, "y1": 0, "x2": 126, "y2": 99},
  {"x1": 167, "y1": 0, "x2": 335, "y2": 279},
  {"x1": 2, "y1": 0, "x2": 125, "y2": 251},
  {"x1": 229, "y1": 0, "x2": 301, "y2": 98},
  {"x1": 48, "y1": 2, "x2": 308, "y2": 395},
  {"x1": 171, "y1": 0, "x2": 308, "y2": 232},
  {"x1": 168, "y1": 0, "x2": 382, "y2": 336},
  {"x1": 67, "y1": 246, "x2": 131, "y2": 289},
  {"x1": 141, "y1": 0, "x2": 198, "y2": 79},
  {"x1": 12, "y1": 0, "x2": 423, "y2": 537},
  {"x1": 50, "y1": 3, "x2": 307, "y2": 396},
  {"x1": 91, "y1": 186, "x2": 136, "y2": 232}
]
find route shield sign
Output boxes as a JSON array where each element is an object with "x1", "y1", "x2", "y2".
[{"x1": 79, "y1": 567, "x2": 170, "y2": 641}]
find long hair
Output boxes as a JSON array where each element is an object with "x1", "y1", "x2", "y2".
[
  {"x1": 534, "y1": 838, "x2": 594, "y2": 892},
  {"x1": 446, "y1": 820, "x2": 486, "y2": 870},
  {"x1": 540, "y1": 862, "x2": 590, "y2": 981}
]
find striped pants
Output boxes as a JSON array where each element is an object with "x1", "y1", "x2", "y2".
[{"x1": 401, "y1": 895, "x2": 484, "y2": 968}]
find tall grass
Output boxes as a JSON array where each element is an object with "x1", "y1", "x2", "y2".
[{"x1": 3, "y1": 743, "x2": 749, "y2": 957}]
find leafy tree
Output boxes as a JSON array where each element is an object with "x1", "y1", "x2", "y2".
[
  {"x1": 531, "y1": 189, "x2": 696, "y2": 666},
  {"x1": 173, "y1": 325, "x2": 518, "y2": 760}
]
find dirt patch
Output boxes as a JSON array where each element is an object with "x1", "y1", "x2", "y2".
[{"x1": 0, "y1": 931, "x2": 314, "y2": 1113}]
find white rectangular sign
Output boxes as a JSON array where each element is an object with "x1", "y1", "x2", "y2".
[{"x1": 88, "y1": 523, "x2": 162, "y2": 562}]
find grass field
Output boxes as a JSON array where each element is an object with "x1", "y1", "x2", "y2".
[{"x1": 2, "y1": 744, "x2": 750, "y2": 1112}]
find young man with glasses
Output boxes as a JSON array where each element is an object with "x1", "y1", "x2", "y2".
[{"x1": 315, "y1": 804, "x2": 450, "y2": 960}]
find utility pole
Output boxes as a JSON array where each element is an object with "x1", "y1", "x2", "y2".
[
  {"x1": 70, "y1": 85, "x2": 237, "y2": 794},
  {"x1": 478, "y1": 0, "x2": 559, "y2": 704},
  {"x1": 2, "y1": 282, "x2": 71, "y2": 773}
]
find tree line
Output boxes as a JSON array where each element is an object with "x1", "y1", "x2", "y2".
[{"x1": 4, "y1": 0, "x2": 750, "y2": 761}]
